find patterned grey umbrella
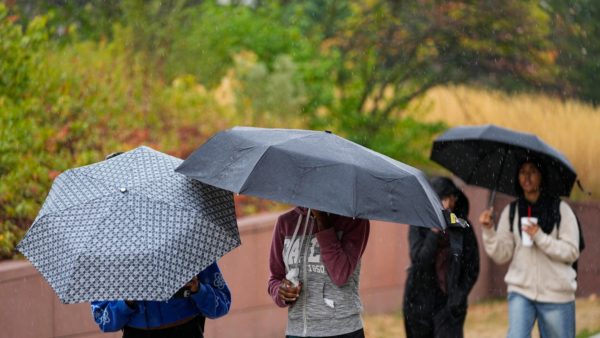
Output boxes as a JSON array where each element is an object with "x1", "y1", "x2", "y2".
[{"x1": 17, "y1": 146, "x2": 240, "y2": 304}]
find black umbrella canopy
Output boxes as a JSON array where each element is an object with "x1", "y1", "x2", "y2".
[
  {"x1": 176, "y1": 127, "x2": 446, "y2": 229},
  {"x1": 431, "y1": 124, "x2": 577, "y2": 197}
]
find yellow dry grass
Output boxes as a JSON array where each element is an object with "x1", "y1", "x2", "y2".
[
  {"x1": 363, "y1": 297, "x2": 600, "y2": 338},
  {"x1": 410, "y1": 86, "x2": 600, "y2": 200}
]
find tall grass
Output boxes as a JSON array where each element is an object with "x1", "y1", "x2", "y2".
[{"x1": 412, "y1": 86, "x2": 600, "y2": 201}]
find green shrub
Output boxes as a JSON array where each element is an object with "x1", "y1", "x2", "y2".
[{"x1": 0, "y1": 2, "x2": 450, "y2": 260}]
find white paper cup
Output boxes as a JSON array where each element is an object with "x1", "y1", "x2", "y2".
[{"x1": 520, "y1": 217, "x2": 537, "y2": 247}]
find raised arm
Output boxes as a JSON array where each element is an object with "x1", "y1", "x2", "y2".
[
  {"x1": 190, "y1": 262, "x2": 231, "y2": 319},
  {"x1": 481, "y1": 206, "x2": 516, "y2": 264},
  {"x1": 316, "y1": 216, "x2": 370, "y2": 286}
]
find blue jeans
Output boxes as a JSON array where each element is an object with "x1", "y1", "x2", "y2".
[{"x1": 507, "y1": 292, "x2": 575, "y2": 338}]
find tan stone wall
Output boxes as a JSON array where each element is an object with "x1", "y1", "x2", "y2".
[{"x1": 1, "y1": 194, "x2": 598, "y2": 338}]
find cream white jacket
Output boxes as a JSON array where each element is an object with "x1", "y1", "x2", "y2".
[{"x1": 482, "y1": 201, "x2": 579, "y2": 302}]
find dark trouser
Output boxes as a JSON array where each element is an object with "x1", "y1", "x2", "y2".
[
  {"x1": 432, "y1": 306, "x2": 466, "y2": 338},
  {"x1": 122, "y1": 316, "x2": 204, "y2": 338},
  {"x1": 286, "y1": 328, "x2": 365, "y2": 338},
  {"x1": 404, "y1": 307, "x2": 466, "y2": 338}
]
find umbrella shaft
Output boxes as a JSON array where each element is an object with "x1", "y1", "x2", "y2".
[{"x1": 488, "y1": 189, "x2": 497, "y2": 209}]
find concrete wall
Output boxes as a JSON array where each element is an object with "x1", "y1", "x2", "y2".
[{"x1": 1, "y1": 190, "x2": 599, "y2": 338}]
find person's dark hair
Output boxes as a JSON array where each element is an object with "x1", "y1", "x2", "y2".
[
  {"x1": 430, "y1": 176, "x2": 469, "y2": 219},
  {"x1": 105, "y1": 151, "x2": 124, "y2": 160},
  {"x1": 430, "y1": 176, "x2": 459, "y2": 200},
  {"x1": 513, "y1": 157, "x2": 546, "y2": 197}
]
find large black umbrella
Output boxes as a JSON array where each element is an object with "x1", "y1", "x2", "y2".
[
  {"x1": 430, "y1": 124, "x2": 577, "y2": 200},
  {"x1": 176, "y1": 126, "x2": 446, "y2": 229},
  {"x1": 17, "y1": 146, "x2": 240, "y2": 303}
]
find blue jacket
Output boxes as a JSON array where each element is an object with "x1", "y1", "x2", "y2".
[{"x1": 91, "y1": 262, "x2": 231, "y2": 332}]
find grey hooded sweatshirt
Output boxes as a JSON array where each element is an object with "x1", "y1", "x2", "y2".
[{"x1": 268, "y1": 207, "x2": 370, "y2": 337}]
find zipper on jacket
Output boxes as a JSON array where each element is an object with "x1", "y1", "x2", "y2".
[{"x1": 302, "y1": 216, "x2": 314, "y2": 336}]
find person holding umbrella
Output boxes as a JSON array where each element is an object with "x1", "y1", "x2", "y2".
[
  {"x1": 83, "y1": 151, "x2": 234, "y2": 337},
  {"x1": 268, "y1": 207, "x2": 370, "y2": 338},
  {"x1": 403, "y1": 177, "x2": 479, "y2": 338},
  {"x1": 479, "y1": 159, "x2": 580, "y2": 338},
  {"x1": 175, "y1": 126, "x2": 448, "y2": 336},
  {"x1": 91, "y1": 262, "x2": 231, "y2": 337}
]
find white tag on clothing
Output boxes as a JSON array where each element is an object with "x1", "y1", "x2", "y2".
[{"x1": 324, "y1": 298, "x2": 335, "y2": 308}]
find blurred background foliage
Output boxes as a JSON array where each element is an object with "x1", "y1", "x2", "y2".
[{"x1": 1, "y1": 0, "x2": 599, "y2": 258}]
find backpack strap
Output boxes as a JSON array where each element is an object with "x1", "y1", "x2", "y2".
[
  {"x1": 555, "y1": 199, "x2": 585, "y2": 252},
  {"x1": 508, "y1": 200, "x2": 518, "y2": 234},
  {"x1": 554, "y1": 199, "x2": 585, "y2": 278},
  {"x1": 553, "y1": 198, "x2": 562, "y2": 230},
  {"x1": 578, "y1": 214, "x2": 586, "y2": 252}
]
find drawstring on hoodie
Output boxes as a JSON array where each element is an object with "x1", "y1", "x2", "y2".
[{"x1": 285, "y1": 208, "x2": 311, "y2": 287}]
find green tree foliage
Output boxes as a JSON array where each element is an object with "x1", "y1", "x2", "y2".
[
  {"x1": 230, "y1": 52, "x2": 307, "y2": 125},
  {"x1": 120, "y1": 0, "x2": 190, "y2": 66},
  {"x1": 0, "y1": 5, "x2": 49, "y2": 100},
  {"x1": 545, "y1": 0, "x2": 600, "y2": 104},
  {"x1": 10, "y1": 0, "x2": 121, "y2": 41},
  {"x1": 279, "y1": 0, "x2": 554, "y2": 163},
  {"x1": 0, "y1": 8, "x2": 238, "y2": 258},
  {"x1": 0, "y1": 4, "x2": 52, "y2": 257},
  {"x1": 165, "y1": 2, "x2": 310, "y2": 85}
]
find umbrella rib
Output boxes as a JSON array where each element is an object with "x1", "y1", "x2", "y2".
[
  {"x1": 75, "y1": 168, "x2": 202, "y2": 213},
  {"x1": 237, "y1": 146, "x2": 270, "y2": 194},
  {"x1": 72, "y1": 171, "x2": 188, "y2": 210},
  {"x1": 35, "y1": 193, "x2": 115, "y2": 220},
  {"x1": 128, "y1": 190, "x2": 202, "y2": 217},
  {"x1": 238, "y1": 129, "x2": 318, "y2": 149},
  {"x1": 76, "y1": 169, "x2": 176, "y2": 191},
  {"x1": 75, "y1": 170, "x2": 126, "y2": 189}
]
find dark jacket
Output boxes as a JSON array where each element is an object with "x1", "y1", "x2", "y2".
[
  {"x1": 403, "y1": 222, "x2": 479, "y2": 338},
  {"x1": 403, "y1": 177, "x2": 480, "y2": 338}
]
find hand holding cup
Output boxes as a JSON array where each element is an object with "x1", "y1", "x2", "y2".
[{"x1": 520, "y1": 217, "x2": 538, "y2": 247}]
